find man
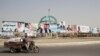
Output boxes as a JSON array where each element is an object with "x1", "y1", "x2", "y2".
[{"x1": 23, "y1": 33, "x2": 30, "y2": 50}]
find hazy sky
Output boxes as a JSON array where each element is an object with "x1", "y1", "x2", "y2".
[{"x1": 0, "y1": 0, "x2": 100, "y2": 28}]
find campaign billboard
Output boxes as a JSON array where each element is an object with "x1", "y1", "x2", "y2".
[
  {"x1": 91, "y1": 28, "x2": 99, "y2": 33},
  {"x1": 67, "y1": 25, "x2": 78, "y2": 33},
  {"x1": 49, "y1": 24, "x2": 58, "y2": 33},
  {"x1": 2, "y1": 21, "x2": 17, "y2": 32},
  {"x1": 2, "y1": 21, "x2": 25, "y2": 32},
  {"x1": 15, "y1": 22, "x2": 25, "y2": 32},
  {"x1": 78, "y1": 25, "x2": 90, "y2": 33},
  {"x1": 24, "y1": 23, "x2": 37, "y2": 36}
]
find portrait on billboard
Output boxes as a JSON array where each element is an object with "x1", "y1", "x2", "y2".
[{"x1": 15, "y1": 22, "x2": 25, "y2": 32}]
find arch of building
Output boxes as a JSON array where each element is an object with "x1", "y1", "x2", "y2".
[{"x1": 38, "y1": 15, "x2": 57, "y2": 26}]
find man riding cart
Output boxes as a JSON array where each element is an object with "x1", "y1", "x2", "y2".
[{"x1": 4, "y1": 33, "x2": 39, "y2": 53}]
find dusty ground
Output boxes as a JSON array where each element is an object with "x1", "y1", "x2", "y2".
[{"x1": 0, "y1": 37, "x2": 100, "y2": 46}]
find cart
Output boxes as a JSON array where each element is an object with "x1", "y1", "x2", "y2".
[{"x1": 4, "y1": 38, "x2": 39, "y2": 53}]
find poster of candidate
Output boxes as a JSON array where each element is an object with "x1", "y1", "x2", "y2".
[
  {"x1": 2, "y1": 21, "x2": 25, "y2": 32},
  {"x1": 15, "y1": 22, "x2": 25, "y2": 32},
  {"x1": 2, "y1": 21, "x2": 17, "y2": 32}
]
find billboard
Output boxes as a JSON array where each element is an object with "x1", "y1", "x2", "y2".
[
  {"x1": 2, "y1": 21, "x2": 25, "y2": 32},
  {"x1": 67, "y1": 25, "x2": 78, "y2": 33},
  {"x1": 24, "y1": 23, "x2": 33, "y2": 33},
  {"x1": 15, "y1": 22, "x2": 25, "y2": 32},
  {"x1": 2, "y1": 21, "x2": 17, "y2": 32},
  {"x1": 24, "y1": 23, "x2": 38, "y2": 36},
  {"x1": 91, "y1": 28, "x2": 99, "y2": 33},
  {"x1": 49, "y1": 24, "x2": 58, "y2": 33},
  {"x1": 78, "y1": 25, "x2": 90, "y2": 33},
  {"x1": 1, "y1": 21, "x2": 38, "y2": 37}
]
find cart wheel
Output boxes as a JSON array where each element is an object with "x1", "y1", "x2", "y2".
[
  {"x1": 33, "y1": 46, "x2": 39, "y2": 53},
  {"x1": 10, "y1": 47, "x2": 16, "y2": 53}
]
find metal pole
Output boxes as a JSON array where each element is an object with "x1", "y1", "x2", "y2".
[{"x1": 48, "y1": 9, "x2": 51, "y2": 24}]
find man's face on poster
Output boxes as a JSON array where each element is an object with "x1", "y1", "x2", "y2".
[{"x1": 17, "y1": 22, "x2": 22, "y2": 28}]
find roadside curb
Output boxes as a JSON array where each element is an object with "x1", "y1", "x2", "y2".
[
  {"x1": 0, "y1": 40, "x2": 100, "y2": 47},
  {"x1": 35, "y1": 41, "x2": 100, "y2": 47}
]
